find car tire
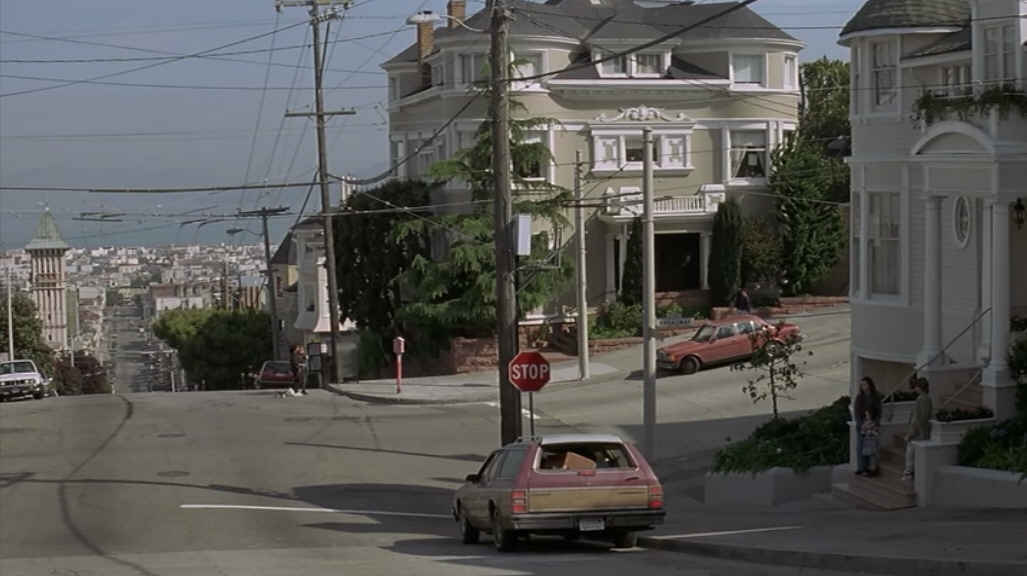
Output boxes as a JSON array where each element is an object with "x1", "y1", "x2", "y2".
[
  {"x1": 458, "y1": 506, "x2": 479, "y2": 544},
  {"x1": 612, "y1": 530, "x2": 638, "y2": 548},
  {"x1": 491, "y1": 509, "x2": 515, "y2": 552},
  {"x1": 32, "y1": 392, "x2": 44, "y2": 400},
  {"x1": 680, "y1": 356, "x2": 700, "y2": 375}
]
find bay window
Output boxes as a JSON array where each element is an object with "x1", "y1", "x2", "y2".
[
  {"x1": 460, "y1": 53, "x2": 486, "y2": 86},
  {"x1": 868, "y1": 191, "x2": 900, "y2": 295},
  {"x1": 635, "y1": 53, "x2": 663, "y2": 76},
  {"x1": 984, "y1": 25, "x2": 1017, "y2": 83},
  {"x1": 784, "y1": 54, "x2": 797, "y2": 90},
  {"x1": 733, "y1": 53, "x2": 765, "y2": 85},
  {"x1": 940, "y1": 64, "x2": 970, "y2": 96},
  {"x1": 852, "y1": 192, "x2": 861, "y2": 296},
  {"x1": 592, "y1": 131, "x2": 691, "y2": 172},
  {"x1": 625, "y1": 135, "x2": 655, "y2": 163},
  {"x1": 595, "y1": 136, "x2": 620, "y2": 170},
  {"x1": 730, "y1": 130, "x2": 766, "y2": 179},
  {"x1": 512, "y1": 52, "x2": 542, "y2": 90},
  {"x1": 871, "y1": 40, "x2": 896, "y2": 108},
  {"x1": 661, "y1": 135, "x2": 687, "y2": 168}
]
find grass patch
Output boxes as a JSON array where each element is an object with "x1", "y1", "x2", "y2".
[{"x1": 712, "y1": 396, "x2": 850, "y2": 474}]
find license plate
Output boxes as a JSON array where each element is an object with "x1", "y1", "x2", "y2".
[{"x1": 578, "y1": 518, "x2": 605, "y2": 532}]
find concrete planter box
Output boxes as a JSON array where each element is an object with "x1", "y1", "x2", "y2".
[
  {"x1": 931, "y1": 465, "x2": 1027, "y2": 509},
  {"x1": 705, "y1": 465, "x2": 833, "y2": 507},
  {"x1": 881, "y1": 400, "x2": 915, "y2": 425},
  {"x1": 930, "y1": 417, "x2": 995, "y2": 444}
]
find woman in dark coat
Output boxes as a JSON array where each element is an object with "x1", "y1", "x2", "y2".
[{"x1": 854, "y1": 377, "x2": 882, "y2": 476}]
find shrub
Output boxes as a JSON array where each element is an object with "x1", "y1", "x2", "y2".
[
  {"x1": 591, "y1": 301, "x2": 642, "y2": 339},
  {"x1": 936, "y1": 406, "x2": 994, "y2": 422},
  {"x1": 619, "y1": 218, "x2": 643, "y2": 307},
  {"x1": 956, "y1": 383, "x2": 1027, "y2": 479},
  {"x1": 1010, "y1": 338, "x2": 1027, "y2": 379},
  {"x1": 741, "y1": 216, "x2": 782, "y2": 287},
  {"x1": 712, "y1": 396, "x2": 850, "y2": 474},
  {"x1": 709, "y1": 198, "x2": 742, "y2": 306},
  {"x1": 657, "y1": 303, "x2": 684, "y2": 319},
  {"x1": 750, "y1": 286, "x2": 781, "y2": 308}
]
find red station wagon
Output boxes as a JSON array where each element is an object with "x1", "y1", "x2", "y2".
[
  {"x1": 452, "y1": 434, "x2": 665, "y2": 551},
  {"x1": 657, "y1": 315, "x2": 801, "y2": 375}
]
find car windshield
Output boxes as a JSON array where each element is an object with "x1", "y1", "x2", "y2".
[
  {"x1": 0, "y1": 361, "x2": 35, "y2": 375},
  {"x1": 691, "y1": 324, "x2": 717, "y2": 342},
  {"x1": 538, "y1": 442, "x2": 636, "y2": 470}
]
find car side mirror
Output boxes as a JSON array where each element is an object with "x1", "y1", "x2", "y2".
[{"x1": 465, "y1": 473, "x2": 479, "y2": 484}]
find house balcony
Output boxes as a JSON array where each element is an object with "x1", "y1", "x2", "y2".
[{"x1": 599, "y1": 188, "x2": 726, "y2": 222}]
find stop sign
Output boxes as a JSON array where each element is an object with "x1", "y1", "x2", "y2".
[{"x1": 508, "y1": 351, "x2": 551, "y2": 392}]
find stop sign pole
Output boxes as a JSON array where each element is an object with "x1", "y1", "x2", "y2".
[{"x1": 508, "y1": 351, "x2": 551, "y2": 438}]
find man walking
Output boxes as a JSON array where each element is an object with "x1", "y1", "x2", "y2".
[
  {"x1": 291, "y1": 344, "x2": 308, "y2": 395},
  {"x1": 902, "y1": 376, "x2": 933, "y2": 481}
]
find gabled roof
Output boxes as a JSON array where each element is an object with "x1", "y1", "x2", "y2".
[
  {"x1": 385, "y1": 0, "x2": 798, "y2": 66},
  {"x1": 841, "y1": 0, "x2": 969, "y2": 37},
  {"x1": 25, "y1": 210, "x2": 69, "y2": 251}
]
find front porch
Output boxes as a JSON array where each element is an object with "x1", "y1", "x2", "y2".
[{"x1": 598, "y1": 187, "x2": 725, "y2": 304}]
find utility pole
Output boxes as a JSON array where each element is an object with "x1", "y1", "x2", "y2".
[
  {"x1": 5, "y1": 265, "x2": 13, "y2": 361},
  {"x1": 490, "y1": 0, "x2": 521, "y2": 445},
  {"x1": 574, "y1": 150, "x2": 590, "y2": 381},
  {"x1": 277, "y1": 0, "x2": 354, "y2": 384},
  {"x1": 641, "y1": 127, "x2": 657, "y2": 459},
  {"x1": 238, "y1": 206, "x2": 289, "y2": 361}
]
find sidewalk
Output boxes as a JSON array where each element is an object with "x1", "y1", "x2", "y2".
[
  {"x1": 640, "y1": 493, "x2": 1027, "y2": 575},
  {"x1": 325, "y1": 358, "x2": 622, "y2": 405}
]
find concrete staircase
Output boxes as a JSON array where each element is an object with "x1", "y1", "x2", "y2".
[{"x1": 832, "y1": 435, "x2": 916, "y2": 510}]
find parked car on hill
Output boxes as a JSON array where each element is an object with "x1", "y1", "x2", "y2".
[
  {"x1": 254, "y1": 360, "x2": 298, "y2": 389},
  {"x1": 0, "y1": 359, "x2": 50, "y2": 401},
  {"x1": 452, "y1": 434, "x2": 665, "y2": 551},
  {"x1": 657, "y1": 314, "x2": 801, "y2": 375}
]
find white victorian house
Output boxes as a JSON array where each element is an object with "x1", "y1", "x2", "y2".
[{"x1": 840, "y1": 0, "x2": 1027, "y2": 507}]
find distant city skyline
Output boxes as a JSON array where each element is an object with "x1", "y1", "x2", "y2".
[{"x1": 0, "y1": 0, "x2": 859, "y2": 249}]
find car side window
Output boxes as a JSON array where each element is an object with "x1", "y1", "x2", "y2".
[
  {"x1": 716, "y1": 324, "x2": 736, "y2": 339},
  {"x1": 477, "y1": 451, "x2": 501, "y2": 482},
  {"x1": 496, "y1": 446, "x2": 528, "y2": 480},
  {"x1": 738, "y1": 321, "x2": 755, "y2": 335}
]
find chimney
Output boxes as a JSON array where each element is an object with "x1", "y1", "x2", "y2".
[
  {"x1": 447, "y1": 0, "x2": 466, "y2": 28},
  {"x1": 417, "y1": 20, "x2": 434, "y2": 88}
]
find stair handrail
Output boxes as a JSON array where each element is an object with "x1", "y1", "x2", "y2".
[
  {"x1": 938, "y1": 369, "x2": 984, "y2": 411},
  {"x1": 881, "y1": 306, "x2": 991, "y2": 423}
]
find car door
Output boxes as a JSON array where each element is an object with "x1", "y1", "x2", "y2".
[
  {"x1": 708, "y1": 323, "x2": 739, "y2": 364},
  {"x1": 466, "y1": 451, "x2": 502, "y2": 526}
]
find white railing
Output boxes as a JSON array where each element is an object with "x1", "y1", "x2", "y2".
[{"x1": 604, "y1": 192, "x2": 722, "y2": 218}]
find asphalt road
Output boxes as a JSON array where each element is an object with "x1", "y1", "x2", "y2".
[{"x1": 1, "y1": 389, "x2": 865, "y2": 575}]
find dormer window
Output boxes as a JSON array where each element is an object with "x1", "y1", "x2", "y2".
[
  {"x1": 635, "y1": 53, "x2": 663, "y2": 76},
  {"x1": 732, "y1": 53, "x2": 765, "y2": 86},
  {"x1": 599, "y1": 51, "x2": 627, "y2": 75},
  {"x1": 596, "y1": 50, "x2": 668, "y2": 78}
]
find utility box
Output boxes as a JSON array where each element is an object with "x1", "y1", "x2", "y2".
[{"x1": 514, "y1": 214, "x2": 532, "y2": 256}]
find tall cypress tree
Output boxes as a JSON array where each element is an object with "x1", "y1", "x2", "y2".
[
  {"x1": 709, "y1": 197, "x2": 743, "y2": 306},
  {"x1": 619, "y1": 217, "x2": 643, "y2": 307}
]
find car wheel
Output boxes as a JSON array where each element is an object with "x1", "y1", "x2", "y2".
[
  {"x1": 612, "y1": 530, "x2": 638, "y2": 548},
  {"x1": 32, "y1": 392, "x2": 44, "y2": 400},
  {"x1": 680, "y1": 356, "x2": 700, "y2": 375},
  {"x1": 491, "y1": 508, "x2": 515, "y2": 552},
  {"x1": 458, "y1": 505, "x2": 479, "y2": 544}
]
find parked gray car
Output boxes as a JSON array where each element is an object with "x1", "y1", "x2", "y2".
[{"x1": 0, "y1": 359, "x2": 50, "y2": 401}]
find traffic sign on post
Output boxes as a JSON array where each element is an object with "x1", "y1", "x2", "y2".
[
  {"x1": 508, "y1": 351, "x2": 551, "y2": 392},
  {"x1": 509, "y1": 351, "x2": 551, "y2": 438}
]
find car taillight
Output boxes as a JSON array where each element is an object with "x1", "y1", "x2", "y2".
[
  {"x1": 647, "y1": 484, "x2": 663, "y2": 509},
  {"x1": 511, "y1": 490, "x2": 527, "y2": 514}
]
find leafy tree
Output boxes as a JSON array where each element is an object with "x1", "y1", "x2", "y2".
[
  {"x1": 741, "y1": 216, "x2": 782, "y2": 287},
  {"x1": 731, "y1": 326, "x2": 809, "y2": 419},
  {"x1": 334, "y1": 179, "x2": 434, "y2": 370},
  {"x1": 393, "y1": 61, "x2": 572, "y2": 353},
  {"x1": 619, "y1": 217, "x2": 643, "y2": 307},
  {"x1": 0, "y1": 291, "x2": 53, "y2": 377},
  {"x1": 75, "y1": 352, "x2": 110, "y2": 395},
  {"x1": 772, "y1": 139, "x2": 846, "y2": 296},
  {"x1": 708, "y1": 197, "x2": 743, "y2": 306},
  {"x1": 799, "y1": 58, "x2": 851, "y2": 204},
  {"x1": 51, "y1": 357, "x2": 82, "y2": 396},
  {"x1": 153, "y1": 308, "x2": 270, "y2": 390}
]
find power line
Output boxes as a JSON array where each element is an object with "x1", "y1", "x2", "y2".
[
  {"x1": 0, "y1": 20, "x2": 313, "y2": 99},
  {"x1": 0, "y1": 73, "x2": 385, "y2": 91},
  {"x1": 241, "y1": 11, "x2": 283, "y2": 201},
  {"x1": 0, "y1": 181, "x2": 322, "y2": 194}
]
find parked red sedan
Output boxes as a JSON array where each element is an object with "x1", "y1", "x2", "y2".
[
  {"x1": 657, "y1": 315, "x2": 801, "y2": 374},
  {"x1": 452, "y1": 434, "x2": 665, "y2": 551},
  {"x1": 255, "y1": 361, "x2": 298, "y2": 389}
]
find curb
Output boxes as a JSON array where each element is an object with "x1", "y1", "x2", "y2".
[
  {"x1": 638, "y1": 536, "x2": 1025, "y2": 576},
  {"x1": 324, "y1": 384, "x2": 493, "y2": 406}
]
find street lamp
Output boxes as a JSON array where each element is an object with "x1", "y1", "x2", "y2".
[{"x1": 405, "y1": 10, "x2": 486, "y2": 33}]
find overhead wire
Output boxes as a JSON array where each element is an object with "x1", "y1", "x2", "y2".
[{"x1": 240, "y1": 10, "x2": 283, "y2": 213}]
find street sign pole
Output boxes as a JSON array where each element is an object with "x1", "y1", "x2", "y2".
[{"x1": 528, "y1": 392, "x2": 535, "y2": 437}]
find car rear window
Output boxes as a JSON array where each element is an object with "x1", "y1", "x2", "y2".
[
  {"x1": 496, "y1": 446, "x2": 528, "y2": 479},
  {"x1": 537, "y1": 442, "x2": 636, "y2": 471}
]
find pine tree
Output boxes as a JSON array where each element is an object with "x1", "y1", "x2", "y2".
[
  {"x1": 709, "y1": 197, "x2": 743, "y2": 306},
  {"x1": 619, "y1": 217, "x2": 643, "y2": 307}
]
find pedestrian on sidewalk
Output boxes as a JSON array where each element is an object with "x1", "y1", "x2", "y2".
[
  {"x1": 854, "y1": 377, "x2": 882, "y2": 476},
  {"x1": 902, "y1": 376, "x2": 933, "y2": 481},
  {"x1": 734, "y1": 287, "x2": 751, "y2": 313},
  {"x1": 291, "y1": 345, "x2": 308, "y2": 395}
]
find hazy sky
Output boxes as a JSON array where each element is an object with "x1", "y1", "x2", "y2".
[{"x1": 0, "y1": 0, "x2": 862, "y2": 250}]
